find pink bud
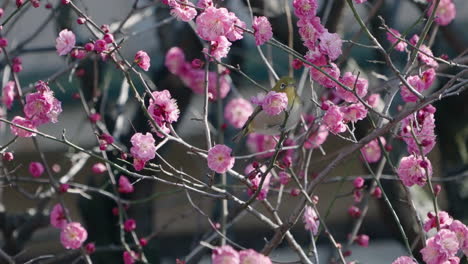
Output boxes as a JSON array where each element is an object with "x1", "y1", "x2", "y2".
[
  {"x1": 101, "y1": 133, "x2": 114, "y2": 144},
  {"x1": 12, "y1": 57, "x2": 22, "y2": 64},
  {"x1": 89, "y1": 113, "x2": 101, "y2": 123},
  {"x1": 71, "y1": 49, "x2": 86, "y2": 59},
  {"x1": 61, "y1": 0, "x2": 70, "y2": 5},
  {"x1": 419, "y1": 160, "x2": 429, "y2": 169},
  {"x1": 31, "y1": 0, "x2": 40, "y2": 8},
  {"x1": 59, "y1": 183, "x2": 70, "y2": 193},
  {"x1": 292, "y1": 58, "x2": 303, "y2": 70},
  {"x1": 2, "y1": 152, "x2": 14, "y2": 161},
  {"x1": 139, "y1": 238, "x2": 148, "y2": 247},
  {"x1": 120, "y1": 152, "x2": 128, "y2": 160},
  {"x1": 312, "y1": 195, "x2": 319, "y2": 204},
  {"x1": 94, "y1": 39, "x2": 107, "y2": 53},
  {"x1": 353, "y1": 177, "x2": 365, "y2": 189},
  {"x1": 45, "y1": 3, "x2": 53, "y2": 9},
  {"x1": 124, "y1": 219, "x2": 136, "y2": 232},
  {"x1": 191, "y1": 59, "x2": 204, "y2": 69},
  {"x1": 372, "y1": 187, "x2": 382, "y2": 199},
  {"x1": 0, "y1": 38, "x2": 8, "y2": 47},
  {"x1": 112, "y1": 207, "x2": 119, "y2": 216},
  {"x1": 29, "y1": 162, "x2": 45, "y2": 178},
  {"x1": 343, "y1": 250, "x2": 352, "y2": 257},
  {"x1": 99, "y1": 143, "x2": 107, "y2": 151},
  {"x1": 16, "y1": 0, "x2": 24, "y2": 8},
  {"x1": 103, "y1": 34, "x2": 114, "y2": 44},
  {"x1": 353, "y1": 189, "x2": 363, "y2": 203},
  {"x1": 348, "y1": 206, "x2": 361, "y2": 218},
  {"x1": 320, "y1": 101, "x2": 329, "y2": 111},
  {"x1": 85, "y1": 243, "x2": 96, "y2": 254},
  {"x1": 434, "y1": 184, "x2": 442, "y2": 196},
  {"x1": 0, "y1": 8, "x2": 4, "y2": 18},
  {"x1": 384, "y1": 144, "x2": 393, "y2": 152},
  {"x1": 12, "y1": 64, "x2": 23, "y2": 73},
  {"x1": 290, "y1": 188, "x2": 300, "y2": 197},
  {"x1": 100, "y1": 24, "x2": 110, "y2": 33},
  {"x1": 91, "y1": 163, "x2": 107, "y2": 174},
  {"x1": 355, "y1": 234, "x2": 369, "y2": 247},
  {"x1": 77, "y1": 17, "x2": 86, "y2": 25}
]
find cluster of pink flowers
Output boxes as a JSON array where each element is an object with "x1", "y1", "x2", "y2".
[
  {"x1": 130, "y1": 132, "x2": 156, "y2": 171},
  {"x1": 397, "y1": 155, "x2": 433, "y2": 187},
  {"x1": 420, "y1": 216, "x2": 468, "y2": 264},
  {"x1": 386, "y1": 28, "x2": 407, "y2": 52},
  {"x1": 321, "y1": 101, "x2": 346, "y2": 134},
  {"x1": 409, "y1": 34, "x2": 439, "y2": 68},
  {"x1": 207, "y1": 144, "x2": 235, "y2": 174},
  {"x1": 50, "y1": 204, "x2": 88, "y2": 249},
  {"x1": 424, "y1": 211, "x2": 453, "y2": 232},
  {"x1": 224, "y1": 98, "x2": 254, "y2": 129},
  {"x1": 303, "y1": 205, "x2": 319, "y2": 235},
  {"x1": 252, "y1": 16, "x2": 273, "y2": 46},
  {"x1": 400, "y1": 104, "x2": 437, "y2": 155},
  {"x1": 245, "y1": 163, "x2": 271, "y2": 200},
  {"x1": 401, "y1": 68, "x2": 436, "y2": 102},
  {"x1": 336, "y1": 72, "x2": 368, "y2": 103},
  {"x1": 10, "y1": 81, "x2": 62, "y2": 138},
  {"x1": 212, "y1": 245, "x2": 272, "y2": 264},
  {"x1": 360, "y1": 137, "x2": 386, "y2": 163},
  {"x1": 165, "y1": 47, "x2": 231, "y2": 100},
  {"x1": 164, "y1": 0, "x2": 197, "y2": 22},
  {"x1": 147, "y1": 90, "x2": 180, "y2": 137},
  {"x1": 303, "y1": 115, "x2": 329, "y2": 150},
  {"x1": 427, "y1": 0, "x2": 456, "y2": 26}
]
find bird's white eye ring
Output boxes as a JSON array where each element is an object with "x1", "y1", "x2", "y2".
[{"x1": 280, "y1": 83, "x2": 286, "y2": 89}]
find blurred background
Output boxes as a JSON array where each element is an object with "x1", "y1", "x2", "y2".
[{"x1": 1, "y1": 0, "x2": 467, "y2": 263}]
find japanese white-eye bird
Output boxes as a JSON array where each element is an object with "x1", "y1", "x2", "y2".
[{"x1": 233, "y1": 76, "x2": 302, "y2": 141}]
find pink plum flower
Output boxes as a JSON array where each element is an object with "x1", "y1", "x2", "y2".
[
  {"x1": 400, "y1": 105, "x2": 437, "y2": 155},
  {"x1": 168, "y1": 0, "x2": 197, "y2": 22},
  {"x1": 448, "y1": 220, "x2": 468, "y2": 254},
  {"x1": 353, "y1": 177, "x2": 365, "y2": 189},
  {"x1": 134, "y1": 50, "x2": 150, "y2": 71},
  {"x1": 29, "y1": 162, "x2": 44, "y2": 178},
  {"x1": 118, "y1": 176, "x2": 134, "y2": 194},
  {"x1": 50, "y1": 204, "x2": 67, "y2": 229},
  {"x1": 2, "y1": 81, "x2": 15, "y2": 109},
  {"x1": 386, "y1": 28, "x2": 407, "y2": 52},
  {"x1": 341, "y1": 103, "x2": 368, "y2": 123},
  {"x1": 252, "y1": 16, "x2": 273, "y2": 46},
  {"x1": 56, "y1": 29, "x2": 76, "y2": 56},
  {"x1": 392, "y1": 256, "x2": 417, "y2": 264},
  {"x1": 303, "y1": 205, "x2": 319, "y2": 235},
  {"x1": 397, "y1": 155, "x2": 433, "y2": 187},
  {"x1": 196, "y1": 7, "x2": 233, "y2": 41},
  {"x1": 421, "y1": 229, "x2": 459, "y2": 264},
  {"x1": 225, "y1": 14, "x2": 246, "y2": 42},
  {"x1": 239, "y1": 249, "x2": 272, "y2": 264},
  {"x1": 11, "y1": 116, "x2": 36, "y2": 137},
  {"x1": 246, "y1": 133, "x2": 277, "y2": 158},
  {"x1": 130, "y1": 133, "x2": 156, "y2": 171},
  {"x1": 401, "y1": 68, "x2": 436, "y2": 102},
  {"x1": 60, "y1": 222, "x2": 87, "y2": 249},
  {"x1": 204, "y1": 36, "x2": 232, "y2": 60},
  {"x1": 245, "y1": 163, "x2": 271, "y2": 200},
  {"x1": 336, "y1": 72, "x2": 368, "y2": 103},
  {"x1": 207, "y1": 144, "x2": 235, "y2": 174},
  {"x1": 304, "y1": 124, "x2": 328, "y2": 149},
  {"x1": 24, "y1": 84, "x2": 62, "y2": 126},
  {"x1": 293, "y1": 0, "x2": 318, "y2": 18},
  {"x1": 428, "y1": 0, "x2": 456, "y2": 26},
  {"x1": 212, "y1": 245, "x2": 239, "y2": 264},
  {"x1": 309, "y1": 57, "x2": 340, "y2": 88},
  {"x1": 298, "y1": 18, "x2": 325, "y2": 50},
  {"x1": 147, "y1": 90, "x2": 180, "y2": 137},
  {"x1": 165, "y1": 47, "x2": 187, "y2": 75},
  {"x1": 91, "y1": 163, "x2": 107, "y2": 174},
  {"x1": 355, "y1": 234, "x2": 370, "y2": 247},
  {"x1": 197, "y1": 0, "x2": 213, "y2": 8},
  {"x1": 123, "y1": 250, "x2": 139, "y2": 264},
  {"x1": 261, "y1": 91, "x2": 288, "y2": 116},
  {"x1": 322, "y1": 102, "x2": 346, "y2": 134},
  {"x1": 318, "y1": 31, "x2": 342, "y2": 61},
  {"x1": 424, "y1": 211, "x2": 453, "y2": 232},
  {"x1": 224, "y1": 98, "x2": 254, "y2": 129},
  {"x1": 360, "y1": 137, "x2": 386, "y2": 163},
  {"x1": 124, "y1": 219, "x2": 136, "y2": 232}
]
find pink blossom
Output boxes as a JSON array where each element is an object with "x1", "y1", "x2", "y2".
[
  {"x1": 165, "y1": 47, "x2": 187, "y2": 75},
  {"x1": 239, "y1": 249, "x2": 272, "y2": 264},
  {"x1": 29, "y1": 162, "x2": 44, "y2": 178},
  {"x1": 94, "y1": 39, "x2": 107, "y2": 53},
  {"x1": 50, "y1": 204, "x2": 67, "y2": 229},
  {"x1": 293, "y1": 0, "x2": 318, "y2": 18},
  {"x1": 367, "y1": 93, "x2": 383, "y2": 109},
  {"x1": 134, "y1": 50, "x2": 151, "y2": 71},
  {"x1": 341, "y1": 103, "x2": 368, "y2": 123},
  {"x1": 297, "y1": 17, "x2": 325, "y2": 49},
  {"x1": 212, "y1": 245, "x2": 239, "y2": 264},
  {"x1": 169, "y1": 0, "x2": 197, "y2": 22},
  {"x1": 196, "y1": 7, "x2": 233, "y2": 41},
  {"x1": 246, "y1": 133, "x2": 277, "y2": 158},
  {"x1": 319, "y1": 31, "x2": 342, "y2": 61},
  {"x1": 418, "y1": 44, "x2": 439, "y2": 68},
  {"x1": 400, "y1": 105, "x2": 436, "y2": 155},
  {"x1": 355, "y1": 234, "x2": 369, "y2": 247},
  {"x1": 428, "y1": 0, "x2": 456, "y2": 26},
  {"x1": 118, "y1": 176, "x2": 134, "y2": 194},
  {"x1": 85, "y1": 243, "x2": 95, "y2": 254},
  {"x1": 304, "y1": 124, "x2": 328, "y2": 149},
  {"x1": 123, "y1": 250, "x2": 138, "y2": 264},
  {"x1": 348, "y1": 205, "x2": 361, "y2": 218},
  {"x1": 24, "y1": 88, "x2": 62, "y2": 126},
  {"x1": 253, "y1": 16, "x2": 273, "y2": 46},
  {"x1": 261, "y1": 91, "x2": 288, "y2": 116},
  {"x1": 124, "y1": 219, "x2": 136, "y2": 232},
  {"x1": 309, "y1": 58, "x2": 340, "y2": 88},
  {"x1": 336, "y1": 72, "x2": 368, "y2": 103},
  {"x1": 224, "y1": 98, "x2": 254, "y2": 129},
  {"x1": 448, "y1": 220, "x2": 468, "y2": 254},
  {"x1": 245, "y1": 164, "x2": 271, "y2": 200},
  {"x1": 392, "y1": 256, "x2": 417, "y2": 264},
  {"x1": 91, "y1": 163, "x2": 107, "y2": 174},
  {"x1": 397, "y1": 155, "x2": 433, "y2": 187},
  {"x1": 422, "y1": 229, "x2": 459, "y2": 264},
  {"x1": 60, "y1": 222, "x2": 87, "y2": 249},
  {"x1": 424, "y1": 211, "x2": 453, "y2": 232},
  {"x1": 207, "y1": 144, "x2": 235, "y2": 174},
  {"x1": 130, "y1": 133, "x2": 156, "y2": 171},
  {"x1": 401, "y1": 68, "x2": 436, "y2": 102},
  {"x1": 386, "y1": 28, "x2": 407, "y2": 52},
  {"x1": 11, "y1": 116, "x2": 36, "y2": 137},
  {"x1": 0, "y1": 38, "x2": 6, "y2": 48},
  {"x1": 303, "y1": 205, "x2": 319, "y2": 235},
  {"x1": 360, "y1": 137, "x2": 386, "y2": 163},
  {"x1": 353, "y1": 177, "x2": 365, "y2": 189},
  {"x1": 197, "y1": 0, "x2": 213, "y2": 8},
  {"x1": 205, "y1": 36, "x2": 231, "y2": 60},
  {"x1": 225, "y1": 14, "x2": 246, "y2": 42},
  {"x1": 147, "y1": 90, "x2": 180, "y2": 137},
  {"x1": 2, "y1": 81, "x2": 15, "y2": 109},
  {"x1": 56, "y1": 29, "x2": 76, "y2": 56},
  {"x1": 322, "y1": 102, "x2": 346, "y2": 134}
]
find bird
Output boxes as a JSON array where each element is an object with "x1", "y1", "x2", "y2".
[{"x1": 233, "y1": 76, "x2": 302, "y2": 142}]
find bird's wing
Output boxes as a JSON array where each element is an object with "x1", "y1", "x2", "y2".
[{"x1": 232, "y1": 105, "x2": 262, "y2": 142}]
